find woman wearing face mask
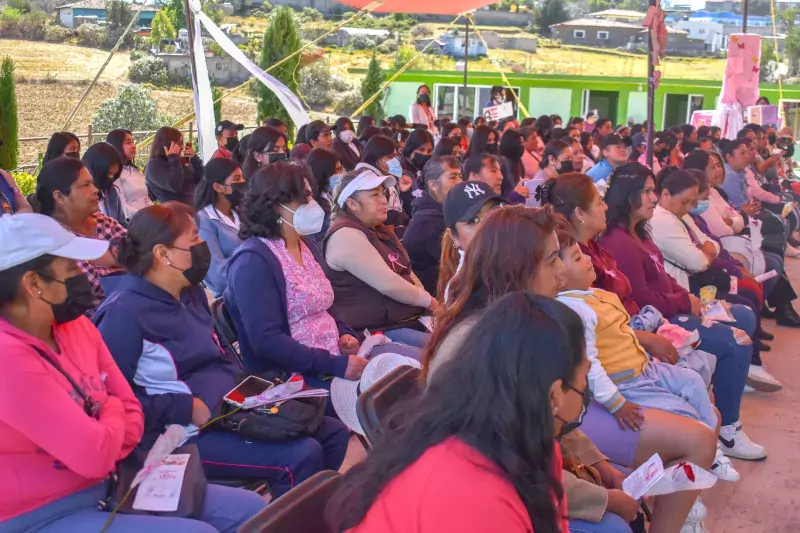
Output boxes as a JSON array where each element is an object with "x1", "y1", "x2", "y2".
[
  {"x1": 225, "y1": 162, "x2": 369, "y2": 386},
  {"x1": 409, "y1": 84, "x2": 437, "y2": 135},
  {"x1": 82, "y1": 142, "x2": 126, "y2": 227},
  {"x1": 43, "y1": 131, "x2": 81, "y2": 163},
  {"x1": 400, "y1": 128, "x2": 434, "y2": 190},
  {"x1": 0, "y1": 215, "x2": 244, "y2": 532},
  {"x1": 94, "y1": 201, "x2": 349, "y2": 497},
  {"x1": 194, "y1": 158, "x2": 246, "y2": 297},
  {"x1": 306, "y1": 148, "x2": 343, "y2": 245},
  {"x1": 332, "y1": 117, "x2": 361, "y2": 171},
  {"x1": 525, "y1": 139, "x2": 573, "y2": 208},
  {"x1": 323, "y1": 168, "x2": 437, "y2": 346},
  {"x1": 241, "y1": 126, "x2": 288, "y2": 178},
  {"x1": 36, "y1": 157, "x2": 126, "y2": 314},
  {"x1": 484, "y1": 85, "x2": 506, "y2": 109},
  {"x1": 106, "y1": 128, "x2": 153, "y2": 219},
  {"x1": 465, "y1": 125, "x2": 499, "y2": 159},
  {"x1": 499, "y1": 129, "x2": 531, "y2": 203},
  {"x1": 327, "y1": 292, "x2": 587, "y2": 533},
  {"x1": 357, "y1": 134, "x2": 413, "y2": 224}
]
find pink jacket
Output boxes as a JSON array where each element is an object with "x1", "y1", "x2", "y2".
[{"x1": 0, "y1": 317, "x2": 144, "y2": 520}]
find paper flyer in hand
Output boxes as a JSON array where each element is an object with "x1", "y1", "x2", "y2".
[
  {"x1": 623, "y1": 453, "x2": 665, "y2": 500},
  {"x1": 242, "y1": 375, "x2": 328, "y2": 410},
  {"x1": 132, "y1": 454, "x2": 191, "y2": 512}
]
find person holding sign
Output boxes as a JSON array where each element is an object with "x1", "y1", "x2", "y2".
[{"x1": 409, "y1": 85, "x2": 438, "y2": 136}]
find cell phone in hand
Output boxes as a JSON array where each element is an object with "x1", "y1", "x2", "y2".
[{"x1": 223, "y1": 375, "x2": 273, "y2": 407}]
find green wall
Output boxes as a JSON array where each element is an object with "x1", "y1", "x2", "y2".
[{"x1": 360, "y1": 69, "x2": 798, "y2": 130}]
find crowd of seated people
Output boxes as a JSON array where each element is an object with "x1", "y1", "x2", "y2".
[{"x1": 2, "y1": 110, "x2": 798, "y2": 533}]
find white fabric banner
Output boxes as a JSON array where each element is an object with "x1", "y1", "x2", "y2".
[
  {"x1": 190, "y1": 4, "x2": 218, "y2": 163},
  {"x1": 189, "y1": 0, "x2": 311, "y2": 138}
]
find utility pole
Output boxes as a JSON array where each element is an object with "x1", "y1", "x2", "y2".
[
  {"x1": 462, "y1": 17, "x2": 470, "y2": 118},
  {"x1": 742, "y1": 0, "x2": 749, "y2": 33}
]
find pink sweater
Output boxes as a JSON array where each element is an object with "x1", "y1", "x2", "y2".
[
  {"x1": 348, "y1": 437, "x2": 569, "y2": 533},
  {"x1": 0, "y1": 317, "x2": 144, "y2": 520}
]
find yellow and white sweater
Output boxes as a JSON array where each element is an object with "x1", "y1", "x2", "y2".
[{"x1": 557, "y1": 288, "x2": 649, "y2": 413}]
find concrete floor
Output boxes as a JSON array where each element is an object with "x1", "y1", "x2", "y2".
[
  {"x1": 338, "y1": 261, "x2": 800, "y2": 532},
  {"x1": 703, "y1": 258, "x2": 800, "y2": 532}
]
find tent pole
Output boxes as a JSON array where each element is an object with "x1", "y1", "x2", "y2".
[
  {"x1": 183, "y1": 0, "x2": 200, "y2": 91},
  {"x1": 742, "y1": 0, "x2": 749, "y2": 33},
  {"x1": 645, "y1": 0, "x2": 655, "y2": 168},
  {"x1": 463, "y1": 17, "x2": 469, "y2": 118}
]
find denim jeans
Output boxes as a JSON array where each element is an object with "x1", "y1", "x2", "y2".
[
  {"x1": 1, "y1": 482, "x2": 265, "y2": 533},
  {"x1": 385, "y1": 327, "x2": 430, "y2": 348},
  {"x1": 669, "y1": 303, "x2": 753, "y2": 426},
  {"x1": 569, "y1": 512, "x2": 634, "y2": 533}
]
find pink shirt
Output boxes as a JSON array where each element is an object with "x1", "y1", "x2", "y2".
[
  {"x1": 262, "y1": 238, "x2": 341, "y2": 356},
  {"x1": 348, "y1": 437, "x2": 569, "y2": 533},
  {"x1": 0, "y1": 317, "x2": 144, "y2": 520},
  {"x1": 522, "y1": 150, "x2": 542, "y2": 179}
]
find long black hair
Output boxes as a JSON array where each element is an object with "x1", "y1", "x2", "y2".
[
  {"x1": 465, "y1": 125, "x2": 497, "y2": 158},
  {"x1": 82, "y1": 142, "x2": 123, "y2": 195},
  {"x1": 500, "y1": 129, "x2": 525, "y2": 163},
  {"x1": 117, "y1": 202, "x2": 196, "y2": 276},
  {"x1": 356, "y1": 116, "x2": 375, "y2": 137},
  {"x1": 306, "y1": 148, "x2": 339, "y2": 214},
  {"x1": 106, "y1": 129, "x2": 135, "y2": 167},
  {"x1": 43, "y1": 132, "x2": 81, "y2": 163},
  {"x1": 540, "y1": 139, "x2": 570, "y2": 170},
  {"x1": 194, "y1": 157, "x2": 242, "y2": 210},
  {"x1": 603, "y1": 161, "x2": 654, "y2": 240},
  {"x1": 361, "y1": 134, "x2": 396, "y2": 168},
  {"x1": 238, "y1": 161, "x2": 310, "y2": 241},
  {"x1": 242, "y1": 126, "x2": 286, "y2": 178},
  {"x1": 36, "y1": 156, "x2": 86, "y2": 216},
  {"x1": 326, "y1": 291, "x2": 585, "y2": 533},
  {"x1": 402, "y1": 128, "x2": 434, "y2": 160}
]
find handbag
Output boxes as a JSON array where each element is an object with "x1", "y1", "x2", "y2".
[
  {"x1": 103, "y1": 444, "x2": 207, "y2": 518},
  {"x1": 28, "y1": 345, "x2": 207, "y2": 518},
  {"x1": 217, "y1": 395, "x2": 327, "y2": 442}
]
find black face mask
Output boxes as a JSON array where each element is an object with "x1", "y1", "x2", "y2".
[
  {"x1": 786, "y1": 143, "x2": 795, "y2": 158},
  {"x1": 486, "y1": 143, "x2": 498, "y2": 154},
  {"x1": 417, "y1": 94, "x2": 430, "y2": 105},
  {"x1": 225, "y1": 181, "x2": 247, "y2": 208},
  {"x1": 412, "y1": 152, "x2": 431, "y2": 169},
  {"x1": 225, "y1": 137, "x2": 240, "y2": 151},
  {"x1": 452, "y1": 136, "x2": 462, "y2": 146},
  {"x1": 169, "y1": 241, "x2": 212, "y2": 286},
  {"x1": 768, "y1": 133, "x2": 778, "y2": 145},
  {"x1": 39, "y1": 273, "x2": 96, "y2": 324},
  {"x1": 622, "y1": 135, "x2": 633, "y2": 147},
  {"x1": 555, "y1": 382, "x2": 591, "y2": 441},
  {"x1": 557, "y1": 159, "x2": 575, "y2": 175},
  {"x1": 64, "y1": 151, "x2": 80, "y2": 159}
]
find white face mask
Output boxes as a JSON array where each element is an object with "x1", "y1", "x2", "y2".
[
  {"x1": 281, "y1": 200, "x2": 326, "y2": 235},
  {"x1": 340, "y1": 130, "x2": 355, "y2": 144}
]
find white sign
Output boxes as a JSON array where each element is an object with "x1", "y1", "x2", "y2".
[
  {"x1": 482, "y1": 102, "x2": 514, "y2": 121},
  {"x1": 133, "y1": 454, "x2": 191, "y2": 512}
]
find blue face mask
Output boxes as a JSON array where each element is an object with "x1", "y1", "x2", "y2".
[
  {"x1": 329, "y1": 173, "x2": 344, "y2": 192},
  {"x1": 386, "y1": 158, "x2": 403, "y2": 178},
  {"x1": 690, "y1": 199, "x2": 710, "y2": 216}
]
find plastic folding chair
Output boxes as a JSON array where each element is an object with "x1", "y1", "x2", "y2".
[
  {"x1": 356, "y1": 366, "x2": 422, "y2": 449},
  {"x1": 238, "y1": 470, "x2": 343, "y2": 533},
  {"x1": 209, "y1": 297, "x2": 242, "y2": 364}
]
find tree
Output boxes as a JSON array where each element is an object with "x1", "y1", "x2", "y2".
[
  {"x1": 212, "y1": 86, "x2": 223, "y2": 125},
  {"x1": 163, "y1": 0, "x2": 223, "y2": 31},
  {"x1": 93, "y1": 84, "x2": 171, "y2": 133},
  {"x1": 534, "y1": 0, "x2": 569, "y2": 37},
  {"x1": 760, "y1": 40, "x2": 776, "y2": 83},
  {"x1": 150, "y1": 10, "x2": 176, "y2": 47},
  {"x1": 785, "y1": 26, "x2": 800, "y2": 75},
  {"x1": 0, "y1": 57, "x2": 18, "y2": 170},
  {"x1": 360, "y1": 52, "x2": 385, "y2": 121},
  {"x1": 257, "y1": 6, "x2": 301, "y2": 129}
]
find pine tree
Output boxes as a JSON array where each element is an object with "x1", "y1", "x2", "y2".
[
  {"x1": 0, "y1": 57, "x2": 18, "y2": 171},
  {"x1": 534, "y1": 0, "x2": 569, "y2": 37},
  {"x1": 360, "y1": 52, "x2": 385, "y2": 120},
  {"x1": 257, "y1": 7, "x2": 301, "y2": 131},
  {"x1": 212, "y1": 86, "x2": 223, "y2": 124}
]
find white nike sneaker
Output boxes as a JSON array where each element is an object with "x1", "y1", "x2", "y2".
[
  {"x1": 719, "y1": 422, "x2": 767, "y2": 460},
  {"x1": 681, "y1": 497, "x2": 709, "y2": 533},
  {"x1": 711, "y1": 444, "x2": 740, "y2": 481},
  {"x1": 785, "y1": 245, "x2": 800, "y2": 258},
  {"x1": 747, "y1": 364, "x2": 783, "y2": 393},
  {"x1": 681, "y1": 522, "x2": 709, "y2": 533}
]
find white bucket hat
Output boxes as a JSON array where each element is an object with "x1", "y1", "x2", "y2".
[{"x1": 330, "y1": 352, "x2": 420, "y2": 436}]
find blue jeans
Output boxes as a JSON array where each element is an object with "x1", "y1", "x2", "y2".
[
  {"x1": 2, "y1": 481, "x2": 265, "y2": 533},
  {"x1": 385, "y1": 327, "x2": 430, "y2": 348},
  {"x1": 197, "y1": 416, "x2": 349, "y2": 498},
  {"x1": 569, "y1": 512, "x2": 633, "y2": 533},
  {"x1": 669, "y1": 303, "x2": 753, "y2": 426}
]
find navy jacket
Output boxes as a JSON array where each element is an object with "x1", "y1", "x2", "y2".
[
  {"x1": 144, "y1": 154, "x2": 204, "y2": 205},
  {"x1": 94, "y1": 274, "x2": 239, "y2": 448},
  {"x1": 224, "y1": 236, "x2": 353, "y2": 378},
  {"x1": 402, "y1": 192, "x2": 444, "y2": 296}
]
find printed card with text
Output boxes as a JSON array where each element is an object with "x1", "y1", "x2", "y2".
[
  {"x1": 132, "y1": 453, "x2": 191, "y2": 512},
  {"x1": 623, "y1": 453, "x2": 665, "y2": 500}
]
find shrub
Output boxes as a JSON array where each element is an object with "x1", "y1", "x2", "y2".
[
  {"x1": 92, "y1": 84, "x2": 172, "y2": 133},
  {"x1": 299, "y1": 58, "x2": 333, "y2": 106},
  {"x1": 127, "y1": 55, "x2": 168, "y2": 85},
  {"x1": 43, "y1": 23, "x2": 72, "y2": 42},
  {"x1": 0, "y1": 57, "x2": 18, "y2": 170},
  {"x1": 11, "y1": 171, "x2": 36, "y2": 196},
  {"x1": 410, "y1": 24, "x2": 432, "y2": 38},
  {"x1": 299, "y1": 7, "x2": 322, "y2": 22},
  {"x1": 0, "y1": 8, "x2": 48, "y2": 40},
  {"x1": 376, "y1": 38, "x2": 397, "y2": 54},
  {"x1": 333, "y1": 90, "x2": 362, "y2": 116},
  {"x1": 129, "y1": 48, "x2": 144, "y2": 61},
  {"x1": 350, "y1": 34, "x2": 377, "y2": 50},
  {"x1": 76, "y1": 22, "x2": 106, "y2": 48}
]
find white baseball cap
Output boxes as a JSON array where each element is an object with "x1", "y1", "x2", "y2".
[
  {"x1": 0, "y1": 213, "x2": 109, "y2": 271},
  {"x1": 336, "y1": 169, "x2": 397, "y2": 208},
  {"x1": 330, "y1": 352, "x2": 420, "y2": 436}
]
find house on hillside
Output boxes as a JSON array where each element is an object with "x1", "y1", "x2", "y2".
[
  {"x1": 56, "y1": 0, "x2": 158, "y2": 28},
  {"x1": 323, "y1": 27, "x2": 389, "y2": 47},
  {"x1": 551, "y1": 16, "x2": 706, "y2": 55},
  {"x1": 586, "y1": 9, "x2": 646, "y2": 23}
]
